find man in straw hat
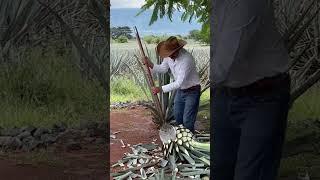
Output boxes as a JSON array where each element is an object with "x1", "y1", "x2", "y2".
[{"x1": 143, "y1": 36, "x2": 201, "y2": 132}]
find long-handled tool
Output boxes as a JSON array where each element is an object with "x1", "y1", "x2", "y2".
[
  {"x1": 134, "y1": 27, "x2": 176, "y2": 142},
  {"x1": 133, "y1": 26, "x2": 164, "y2": 118}
]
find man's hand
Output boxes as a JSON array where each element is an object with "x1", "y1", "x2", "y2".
[
  {"x1": 151, "y1": 87, "x2": 161, "y2": 95},
  {"x1": 143, "y1": 56, "x2": 154, "y2": 68}
]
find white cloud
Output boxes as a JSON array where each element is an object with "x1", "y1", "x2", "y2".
[{"x1": 111, "y1": 0, "x2": 145, "y2": 8}]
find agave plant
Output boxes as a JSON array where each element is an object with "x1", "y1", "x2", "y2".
[{"x1": 274, "y1": 0, "x2": 320, "y2": 105}]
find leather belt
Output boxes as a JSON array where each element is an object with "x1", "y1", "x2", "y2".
[
  {"x1": 181, "y1": 85, "x2": 201, "y2": 92},
  {"x1": 219, "y1": 73, "x2": 290, "y2": 96}
]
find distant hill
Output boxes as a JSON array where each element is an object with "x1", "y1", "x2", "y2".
[{"x1": 110, "y1": 8, "x2": 202, "y2": 36}]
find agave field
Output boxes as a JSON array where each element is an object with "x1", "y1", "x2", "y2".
[{"x1": 110, "y1": 40, "x2": 210, "y2": 104}]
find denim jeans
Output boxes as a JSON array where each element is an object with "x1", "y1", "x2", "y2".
[
  {"x1": 174, "y1": 86, "x2": 201, "y2": 132},
  {"x1": 211, "y1": 75, "x2": 290, "y2": 180}
]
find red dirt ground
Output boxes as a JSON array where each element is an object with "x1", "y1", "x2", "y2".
[{"x1": 110, "y1": 107, "x2": 161, "y2": 171}]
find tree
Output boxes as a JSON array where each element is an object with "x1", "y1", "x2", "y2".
[
  {"x1": 137, "y1": 0, "x2": 210, "y2": 44},
  {"x1": 111, "y1": 26, "x2": 133, "y2": 39}
]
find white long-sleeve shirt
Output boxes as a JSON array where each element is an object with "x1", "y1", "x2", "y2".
[{"x1": 152, "y1": 48, "x2": 200, "y2": 93}]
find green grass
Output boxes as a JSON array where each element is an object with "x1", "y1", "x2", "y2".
[
  {"x1": 110, "y1": 77, "x2": 148, "y2": 103},
  {"x1": 289, "y1": 84, "x2": 320, "y2": 120},
  {"x1": 0, "y1": 49, "x2": 105, "y2": 128}
]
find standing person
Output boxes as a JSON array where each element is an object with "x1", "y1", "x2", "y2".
[
  {"x1": 143, "y1": 36, "x2": 201, "y2": 132},
  {"x1": 211, "y1": 0, "x2": 291, "y2": 180}
]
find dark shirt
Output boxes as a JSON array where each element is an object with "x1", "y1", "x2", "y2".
[{"x1": 211, "y1": 0, "x2": 289, "y2": 87}]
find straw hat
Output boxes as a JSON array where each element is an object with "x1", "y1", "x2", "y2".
[{"x1": 156, "y1": 36, "x2": 187, "y2": 58}]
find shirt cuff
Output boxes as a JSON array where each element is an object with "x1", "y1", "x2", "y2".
[
  {"x1": 161, "y1": 84, "x2": 172, "y2": 93},
  {"x1": 152, "y1": 64, "x2": 160, "y2": 73}
]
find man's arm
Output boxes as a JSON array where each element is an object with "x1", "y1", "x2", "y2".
[
  {"x1": 212, "y1": 0, "x2": 263, "y2": 85},
  {"x1": 161, "y1": 57, "x2": 192, "y2": 93},
  {"x1": 152, "y1": 58, "x2": 169, "y2": 73}
]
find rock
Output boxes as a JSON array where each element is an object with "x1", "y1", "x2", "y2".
[
  {"x1": 52, "y1": 122, "x2": 66, "y2": 133},
  {"x1": 66, "y1": 141, "x2": 82, "y2": 151},
  {"x1": 33, "y1": 128, "x2": 49, "y2": 138},
  {"x1": 1, "y1": 128, "x2": 20, "y2": 137},
  {"x1": 0, "y1": 137, "x2": 22, "y2": 150},
  {"x1": 41, "y1": 134, "x2": 57, "y2": 144},
  {"x1": 22, "y1": 136, "x2": 34, "y2": 143},
  {"x1": 22, "y1": 137, "x2": 41, "y2": 151},
  {"x1": 20, "y1": 126, "x2": 36, "y2": 134},
  {"x1": 11, "y1": 138, "x2": 22, "y2": 149},
  {"x1": 56, "y1": 129, "x2": 82, "y2": 144},
  {"x1": 0, "y1": 136, "x2": 13, "y2": 147},
  {"x1": 17, "y1": 131, "x2": 31, "y2": 140}
]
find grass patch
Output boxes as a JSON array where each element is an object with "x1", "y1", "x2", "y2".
[
  {"x1": 289, "y1": 84, "x2": 320, "y2": 121},
  {"x1": 111, "y1": 77, "x2": 148, "y2": 103},
  {"x1": 0, "y1": 50, "x2": 105, "y2": 128}
]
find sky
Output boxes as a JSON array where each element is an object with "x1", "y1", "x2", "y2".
[{"x1": 110, "y1": 0, "x2": 145, "y2": 8}]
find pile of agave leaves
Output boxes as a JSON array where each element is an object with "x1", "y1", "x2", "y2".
[{"x1": 111, "y1": 124, "x2": 210, "y2": 180}]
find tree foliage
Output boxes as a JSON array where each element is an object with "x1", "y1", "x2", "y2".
[
  {"x1": 111, "y1": 26, "x2": 133, "y2": 39},
  {"x1": 138, "y1": 0, "x2": 210, "y2": 44}
]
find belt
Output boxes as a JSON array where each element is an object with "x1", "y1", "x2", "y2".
[
  {"x1": 181, "y1": 85, "x2": 201, "y2": 92},
  {"x1": 219, "y1": 73, "x2": 290, "y2": 96}
]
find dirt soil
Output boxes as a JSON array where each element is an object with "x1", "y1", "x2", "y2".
[
  {"x1": 0, "y1": 146, "x2": 107, "y2": 180},
  {"x1": 110, "y1": 107, "x2": 160, "y2": 171}
]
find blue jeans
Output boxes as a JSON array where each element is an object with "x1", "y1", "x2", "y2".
[
  {"x1": 174, "y1": 86, "x2": 201, "y2": 132},
  {"x1": 211, "y1": 75, "x2": 290, "y2": 180}
]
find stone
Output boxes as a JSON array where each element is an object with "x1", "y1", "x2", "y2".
[
  {"x1": 0, "y1": 136, "x2": 13, "y2": 147},
  {"x1": 20, "y1": 126, "x2": 36, "y2": 134},
  {"x1": 22, "y1": 138, "x2": 41, "y2": 151},
  {"x1": 0, "y1": 137, "x2": 22, "y2": 150},
  {"x1": 33, "y1": 128, "x2": 49, "y2": 138},
  {"x1": 11, "y1": 138, "x2": 22, "y2": 149},
  {"x1": 1, "y1": 128, "x2": 20, "y2": 137},
  {"x1": 22, "y1": 136, "x2": 34, "y2": 144},
  {"x1": 41, "y1": 134, "x2": 57, "y2": 144},
  {"x1": 17, "y1": 131, "x2": 31, "y2": 140},
  {"x1": 56, "y1": 129, "x2": 82, "y2": 144},
  {"x1": 52, "y1": 122, "x2": 66, "y2": 133}
]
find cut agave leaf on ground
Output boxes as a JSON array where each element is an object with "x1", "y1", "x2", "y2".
[
  {"x1": 169, "y1": 155, "x2": 176, "y2": 170},
  {"x1": 140, "y1": 168, "x2": 147, "y2": 179},
  {"x1": 139, "y1": 143, "x2": 158, "y2": 151},
  {"x1": 160, "y1": 158, "x2": 168, "y2": 167},
  {"x1": 179, "y1": 169, "x2": 210, "y2": 177},
  {"x1": 181, "y1": 153, "x2": 196, "y2": 165},
  {"x1": 178, "y1": 145, "x2": 190, "y2": 157},
  {"x1": 113, "y1": 171, "x2": 133, "y2": 180},
  {"x1": 198, "y1": 156, "x2": 210, "y2": 166},
  {"x1": 110, "y1": 134, "x2": 116, "y2": 139},
  {"x1": 177, "y1": 163, "x2": 205, "y2": 168}
]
